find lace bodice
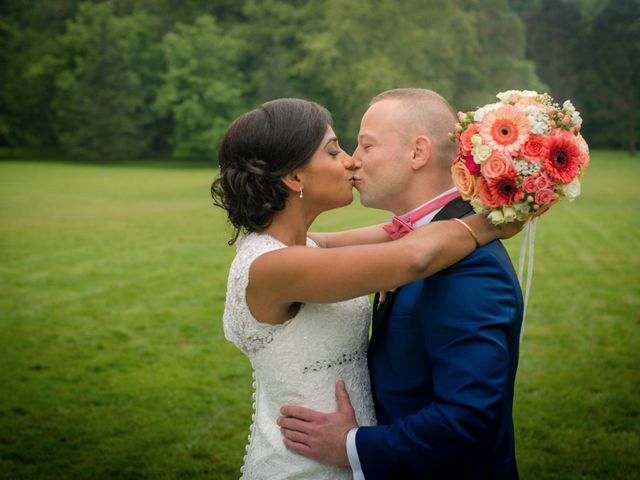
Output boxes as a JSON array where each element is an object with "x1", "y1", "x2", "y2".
[{"x1": 223, "y1": 233, "x2": 376, "y2": 479}]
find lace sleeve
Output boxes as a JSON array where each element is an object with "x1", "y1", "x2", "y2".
[{"x1": 222, "y1": 234, "x2": 316, "y2": 357}]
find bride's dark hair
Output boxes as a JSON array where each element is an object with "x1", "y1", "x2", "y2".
[{"x1": 211, "y1": 98, "x2": 332, "y2": 245}]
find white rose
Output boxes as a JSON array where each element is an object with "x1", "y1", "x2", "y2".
[
  {"x1": 497, "y1": 90, "x2": 521, "y2": 103},
  {"x1": 502, "y1": 205, "x2": 517, "y2": 223},
  {"x1": 521, "y1": 90, "x2": 539, "y2": 99},
  {"x1": 562, "y1": 100, "x2": 583, "y2": 126},
  {"x1": 530, "y1": 120, "x2": 551, "y2": 136},
  {"x1": 474, "y1": 108, "x2": 488, "y2": 122},
  {"x1": 470, "y1": 197, "x2": 488, "y2": 214},
  {"x1": 472, "y1": 144, "x2": 492, "y2": 163},
  {"x1": 526, "y1": 107, "x2": 552, "y2": 135},
  {"x1": 571, "y1": 111, "x2": 583, "y2": 127},
  {"x1": 562, "y1": 100, "x2": 576, "y2": 114},
  {"x1": 487, "y1": 209, "x2": 505, "y2": 225},
  {"x1": 471, "y1": 134, "x2": 483, "y2": 147},
  {"x1": 562, "y1": 177, "x2": 581, "y2": 201},
  {"x1": 474, "y1": 103, "x2": 500, "y2": 122}
]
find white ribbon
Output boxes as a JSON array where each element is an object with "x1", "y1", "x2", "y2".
[{"x1": 517, "y1": 217, "x2": 537, "y2": 343}]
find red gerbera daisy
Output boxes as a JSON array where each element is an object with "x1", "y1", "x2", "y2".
[
  {"x1": 544, "y1": 131, "x2": 581, "y2": 184},
  {"x1": 488, "y1": 169, "x2": 520, "y2": 206}
]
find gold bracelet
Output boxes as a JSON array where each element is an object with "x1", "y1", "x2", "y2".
[{"x1": 452, "y1": 218, "x2": 480, "y2": 248}]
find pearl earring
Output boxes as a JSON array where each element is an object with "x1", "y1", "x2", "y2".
[{"x1": 299, "y1": 186, "x2": 304, "y2": 199}]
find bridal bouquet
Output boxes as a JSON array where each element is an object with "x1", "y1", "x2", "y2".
[{"x1": 450, "y1": 90, "x2": 589, "y2": 225}]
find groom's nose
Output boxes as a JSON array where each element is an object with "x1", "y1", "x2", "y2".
[{"x1": 347, "y1": 148, "x2": 362, "y2": 170}]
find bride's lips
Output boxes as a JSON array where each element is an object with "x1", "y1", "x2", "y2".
[{"x1": 350, "y1": 176, "x2": 361, "y2": 188}]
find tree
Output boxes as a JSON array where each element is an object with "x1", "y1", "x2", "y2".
[
  {"x1": 454, "y1": 0, "x2": 546, "y2": 110},
  {"x1": 0, "y1": 17, "x2": 20, "y2": 154},
  {"x1": 0, "y1": 0, "x2": 79, "y2": 151},
  {"x1": 52, "y1": 2, "x2": 163, "y2": 161},
  {"x1": 155, "y1": 14, "x2": 246, "y2": 160},
  {"x1": 294, "y1": 0, "x2": 543, "y2": 148},
  {"x1": 517, "y1": 0, "x2": 582, "y2": 106},
  {"x1": 517, "y1": 0, "x2": 640, "y2": 154},
  {"x1": 579, "y1": 0, "x2": 640, "y2": 154}
]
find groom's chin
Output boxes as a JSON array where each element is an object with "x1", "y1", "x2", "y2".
[{"x1": 357, "y1": 192, "x2": 371, "y2": 208}]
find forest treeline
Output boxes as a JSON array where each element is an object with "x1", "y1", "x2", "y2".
[{"x1": 0, "y1": 0, "x2": 638, "y2": 161}]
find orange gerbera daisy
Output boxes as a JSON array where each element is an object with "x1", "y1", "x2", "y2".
[{"x1": 479, "y1": 105, "x2": 530, "y2": 156}]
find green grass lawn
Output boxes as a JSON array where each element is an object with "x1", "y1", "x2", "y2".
[{"x1": 1, "y1": 152, "x2": 638, "y2": 479}]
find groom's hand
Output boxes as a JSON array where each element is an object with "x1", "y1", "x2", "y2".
[{"x1": 278, "y1": 379, "x2": 357, "y2": 466}]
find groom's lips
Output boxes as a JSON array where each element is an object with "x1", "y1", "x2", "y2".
[{"x1": 351, "y1": 176, "x2": 361, "y2": 187}]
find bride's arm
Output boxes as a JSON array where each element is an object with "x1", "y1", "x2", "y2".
[
  {"x1": 248, "y1": 215, "x2": 515, "y2": 319},
  {"x1": 308, "y1": 223, "x2": 390, "y2": 248}
]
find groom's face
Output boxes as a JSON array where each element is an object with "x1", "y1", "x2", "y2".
[{"x1": 351, "y1": 99, "x2": 412, "y2": 214}]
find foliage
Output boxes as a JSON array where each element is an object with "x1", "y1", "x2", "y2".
[
  {"x1": 517, "y1": 0, "x2": 640, "y2": 154},
  {"x1": 0, "y1": 154, "x2": 638, "y2": 478},
  {"x1": 292, "y1": 0, "x2": 543, "y2": 149},
  {"x1": 51, "y1": 3, "x2": 162, "y2": 161},
  {"x1": 155, "y1": 15, "x2": 246, "y2": 160},
  {"x1": 577, "y1": 0, "x2": 640, "y2": 154},
  {"x1": 0, "y1": 0, "x2": 636, "y2": 158}
]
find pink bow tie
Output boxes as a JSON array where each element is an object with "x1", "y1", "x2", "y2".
[{"x1": 383, "y1": 190, "x2": 461, "y2": 239}]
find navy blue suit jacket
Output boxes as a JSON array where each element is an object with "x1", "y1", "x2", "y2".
[{"x1": 356, "y1": 199, "x2": 523, "y2": 479}]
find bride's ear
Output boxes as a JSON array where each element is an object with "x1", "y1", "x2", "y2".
[{"x1": 281, "y1": 170, "x2": 303, "y2": 194}]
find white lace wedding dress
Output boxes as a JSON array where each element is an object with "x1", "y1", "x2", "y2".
[{"x1": 223, "y1": 233, "x2": 376, "y2": 479}]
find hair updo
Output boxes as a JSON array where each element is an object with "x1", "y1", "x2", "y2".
[{"x1": 211, "y1": 98, "x2": 332, "y2": 245}]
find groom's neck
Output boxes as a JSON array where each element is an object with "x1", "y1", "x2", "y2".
[{"x1": 392, "y1": 179, "x2": 455, "y2": 216}]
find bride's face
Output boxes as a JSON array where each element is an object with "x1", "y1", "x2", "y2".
[{"x1": 297, "y1": 126, "x2": 355, "y2": 211}]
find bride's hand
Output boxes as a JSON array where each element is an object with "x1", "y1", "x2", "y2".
[{"x1": 498, "y1": 219, "x2": 525, "y2": 240}]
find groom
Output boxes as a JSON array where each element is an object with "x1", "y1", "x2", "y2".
[{"x1": 279, "y1": 89, "x2": 524, "y2": 479}]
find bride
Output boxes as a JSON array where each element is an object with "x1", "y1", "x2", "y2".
[{"x1": 211, "y1": 98, "x2": 515, "y2": 479}]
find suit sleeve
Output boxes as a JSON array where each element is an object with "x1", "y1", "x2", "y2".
[{"x1": 355, "y1": 247, "x2": 520, "y2": 478}]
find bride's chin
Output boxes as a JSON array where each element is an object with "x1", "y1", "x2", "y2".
[{"x1": 341, "y1": 193, "x2": 354, "y2": 207}]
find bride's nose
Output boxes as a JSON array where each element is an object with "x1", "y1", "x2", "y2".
[{"x1": 342, "y1": 152, "x2": 355, "y2": 170}]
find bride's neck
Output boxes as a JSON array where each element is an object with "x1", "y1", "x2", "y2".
[{"x1": 261, "y1": 203, "x2": 317, "y2": 246}]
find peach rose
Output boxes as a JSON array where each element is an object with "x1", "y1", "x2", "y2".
[
  {"x1": 515, "y1": 98, "x2": 542, "y2": 109},
  {"x1": 460, "y1": 124, "x2": 479, "y2": 153},
  {"x1": 477, "y1": 176, "x2": 501, "y2": 208},
  {"x1": 481, "y1": 151, "x2": 512, "y2": 179},
  {"x1": 576, "y1": 134, "x2": 590, "y2": 169},
  {"x1": 522, "y1": 175, "x2": 537, "y2": 192},
  {"x1": 451, "y1": 161, "x2": 477, "y2": 201},
  {"x1": 535, "y1": 173, "x2": 554, "y2": 191},
  {"x1": 522, "y1": 134, "x2": 549, "y2": 162},
  {"x1": 535, "y1": 188, "x2": 558, "y2": 205}
]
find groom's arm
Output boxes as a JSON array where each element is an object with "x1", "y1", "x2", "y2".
[
  {"x1": 280, "y1": 247, "x2": 520, "y2": 477},
  {"x1": 355, "y1": 248, "x2": 520, "y2": 478},
  {"x1": 308, "y1": 223, "x2": 390, "y2": 248}
]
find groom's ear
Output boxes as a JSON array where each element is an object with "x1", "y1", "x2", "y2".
[{"x1": 410, "y1": 135, "x2": 431, "y2": 170}]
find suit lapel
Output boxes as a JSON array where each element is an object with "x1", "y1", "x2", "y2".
[
  {"x1": 370, "y1": 197, "x2": 473, "y2": 342},
  {"x1": 431, "y1": 196, "x2": 473, "y2": 222},
  {"x1": 371, "y1": 290, "x2": 397, "y2": 340}
]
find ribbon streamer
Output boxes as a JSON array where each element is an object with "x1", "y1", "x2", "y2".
[{"x1": 517, "y1": 217, "x2": 537, "y2": 343}]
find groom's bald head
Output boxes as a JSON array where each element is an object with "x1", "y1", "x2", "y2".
[{"x1": 369, "y1": 88, "x2": 458, "y2": 171}]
